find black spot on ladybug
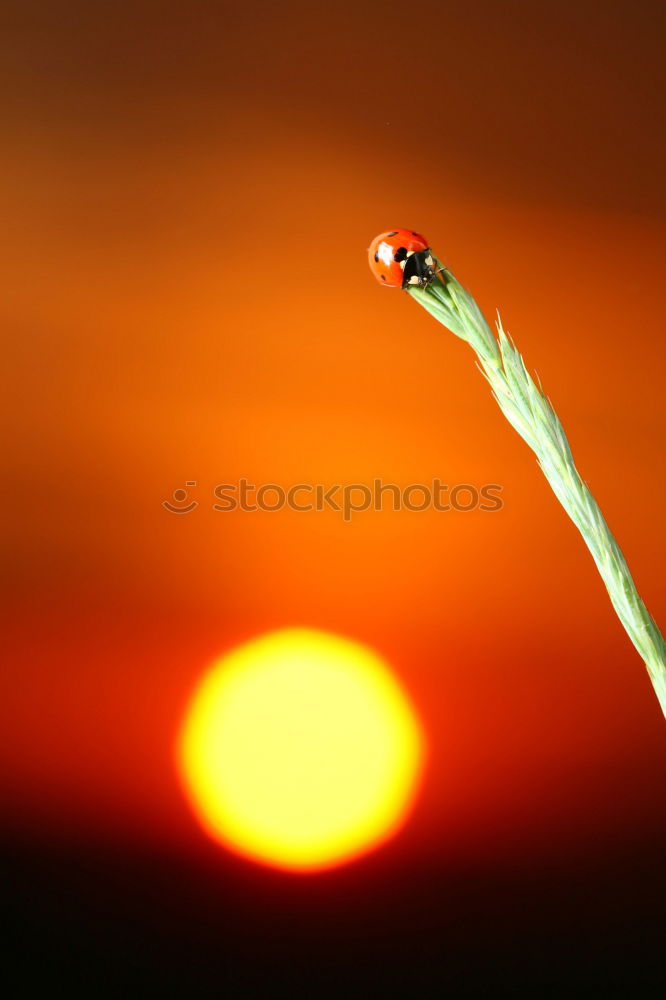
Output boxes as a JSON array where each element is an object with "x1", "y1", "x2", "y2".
[
  {"x1": 380, "y1": 274, "x2": 386, "y2": 281},
  {"x1": 387, "y1": 231, "x2": 398, "y2": 237},
  {"x1": 374, "y1": 251, "x2": 379, "y2": 263},
  {"x1": 393, "y1": 246, "x2": 408, "y2": 263},
  {"x1": 411, "y1": 231, "x2": 420, "y2": 236}
]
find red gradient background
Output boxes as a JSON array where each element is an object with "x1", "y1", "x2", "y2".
[{"x1": 3, "y1": 0, "x2": 665, "y2": 989}]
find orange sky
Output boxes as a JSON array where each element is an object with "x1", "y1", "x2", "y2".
[{"x1": 2, "y1": 0, "x2": 665, "y2": 869}]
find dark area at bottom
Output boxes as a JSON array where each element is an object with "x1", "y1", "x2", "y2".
[{"x1": 5, "y1": 830, "x2": 665, "y2": 994}]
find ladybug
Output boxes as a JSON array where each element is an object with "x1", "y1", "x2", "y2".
[{"x1": 368, "y1": 229, "x2": 438, "y2": 288}]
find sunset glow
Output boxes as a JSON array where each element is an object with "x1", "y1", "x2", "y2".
[{"x1": 177, "y1": 629, "x2": 425, "y2": 872}]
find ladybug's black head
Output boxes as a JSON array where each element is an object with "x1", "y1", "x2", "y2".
[{"x1": 401, "y1": 250, "x2": 437, "y2": 289}]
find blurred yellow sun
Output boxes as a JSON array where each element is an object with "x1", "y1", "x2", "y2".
[{"x1": 177, "y1": 628, "x2": 425, "y2": 872}]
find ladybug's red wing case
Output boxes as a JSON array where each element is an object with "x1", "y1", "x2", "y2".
[
  {"x1": 367, "y1": 229, "x2": 437, "y2": 289},
  {"x1": 367, "y1": 230, "x2": 408, "y2": 287}
]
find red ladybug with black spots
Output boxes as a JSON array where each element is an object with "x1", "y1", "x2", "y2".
[{"x1": 368, "y1": 229, "x2": 438, "y2": 288}]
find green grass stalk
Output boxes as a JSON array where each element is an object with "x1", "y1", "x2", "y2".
[{"x1": 407, "y1": 264, "x2": 666, "y2": 717}]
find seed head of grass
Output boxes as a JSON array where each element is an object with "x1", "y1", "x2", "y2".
[{"x1": 404, "y1": 259, "x2": 666, "y2": 717}]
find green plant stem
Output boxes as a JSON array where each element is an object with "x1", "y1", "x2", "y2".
[{"x1": 408, "y1": 265, "x2": 666, "y2": 717}]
